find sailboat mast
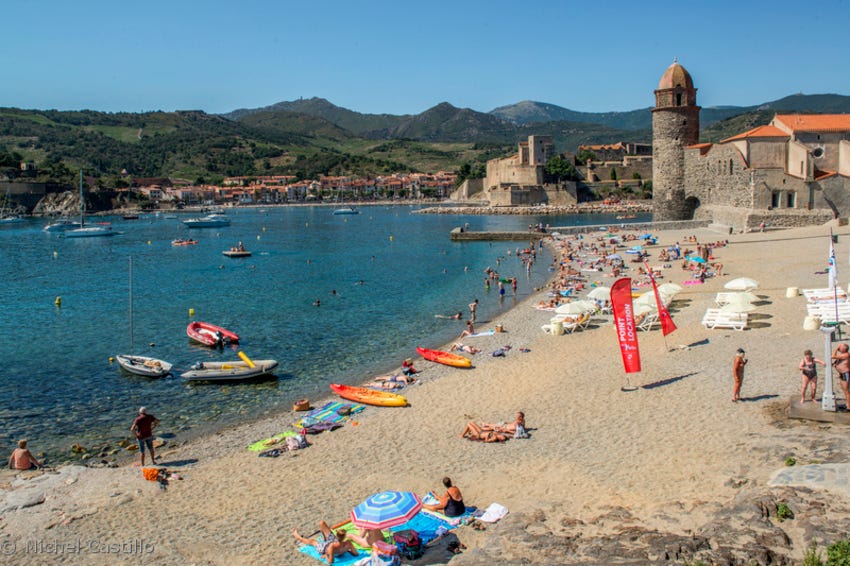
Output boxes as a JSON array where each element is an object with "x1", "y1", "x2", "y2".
[
  {"x1": 129, "y1": 256, "x2": 134, "y2": 355},
  {"x1": 79, "y1": 169, "x2": 84, "y2": 227}
]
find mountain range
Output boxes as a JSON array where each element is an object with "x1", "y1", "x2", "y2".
[{"x1": 1, "y1": 93, "x2": 849, "y2": 185}]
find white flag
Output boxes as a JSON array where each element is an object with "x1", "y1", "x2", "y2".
[{"x1": 829, "y1": 236, "x2": 838, "y2": 290}]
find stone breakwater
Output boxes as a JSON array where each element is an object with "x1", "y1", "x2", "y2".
[{"x1": 415, "y1": 201, "x2": 653, "y2": 215}]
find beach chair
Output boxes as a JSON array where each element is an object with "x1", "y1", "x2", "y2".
[
  {"x1": 636, "y1": 312, "x2": 660, "y2": 332},
  {"x1": 701, "y1": 308, "x2": 748, "y2": 331}
]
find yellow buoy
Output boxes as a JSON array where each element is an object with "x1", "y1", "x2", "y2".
[
  {"x1": 54, "y1": 296, "x2": 62, "y2": 307},
  {"x1": 238, "y1": 351, "x2": 256, "y2": 368},
  {"x1": 109, "y1": 357, "x2": 114, "y2": 363},
  {"x1": 262, "y1": 227, "x2": 266, "y2": 232},
  {"x1": 189, "y1": 308, "x2": 195, "y2": 317},
  {"x1": 389, "y1": 235, "x2": 393, "y2": 241},
  {"x1": 147, "y1": 240, "x2": 151, "y2": 245}
]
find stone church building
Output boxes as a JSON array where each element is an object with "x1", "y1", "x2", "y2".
[{"x1": 653, "y1": 60, "x2": 850, "y2": 230}]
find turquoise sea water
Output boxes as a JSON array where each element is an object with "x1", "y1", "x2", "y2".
[{"x1": 0, "y1": 206, "x2": 648, "y2": 462}]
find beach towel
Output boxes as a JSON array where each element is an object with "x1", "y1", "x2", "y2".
[
  {"x1": 295, "y1": 401, "x2": 365, "y2": 428},
  {"x1": 247, "y1": 430, "x2": 298, "y2": 452},
  {"x1": 297, "y1": 521, "x2": 392, "y2": 565},
  {"x1": 477, "y1": 502, "x2": 509, "y2": 523},
  {"x1": 467, "y1": 329, "x2": 495, "y2": 338}
]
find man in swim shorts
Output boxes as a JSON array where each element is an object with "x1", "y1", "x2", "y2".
[
  {"x1": 832, "y1": 343, "x2": 850, "y2": 404},
  {"x1": 130, "y1": 407, "x2": 160, "y2": 467}
]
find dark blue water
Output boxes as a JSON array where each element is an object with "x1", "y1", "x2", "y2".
[{"x1": 0, "y1": 206, "x2": 647, "y2": 461}]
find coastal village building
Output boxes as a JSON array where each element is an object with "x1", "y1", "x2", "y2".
[{"x1": 653, "y1": 60, "x2": 850, "y2": 230}]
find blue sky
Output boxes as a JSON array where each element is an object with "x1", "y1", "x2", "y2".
[{"x1": 2, "y1": 0, "x2": 849, "y2": 116}]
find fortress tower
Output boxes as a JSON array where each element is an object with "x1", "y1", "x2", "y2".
[{"x1": 652, "y1": 60, "x2": 700, "y2": 221}]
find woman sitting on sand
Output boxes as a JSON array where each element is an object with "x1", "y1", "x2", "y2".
[
  {"x1": 460, "y1": 422, "x2": 507, "y2": 443},
  {"x1": 423, "y1": 477, "x2": 467, "y2": 517}
]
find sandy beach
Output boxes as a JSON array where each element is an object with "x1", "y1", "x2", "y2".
[{"x1": 4, "y1": 222, "x2": 850, "y2": 564}]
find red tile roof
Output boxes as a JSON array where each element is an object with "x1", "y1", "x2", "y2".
[
  {"x1": 814, "y1": 169, "x2": 837, "y2": 181},
  {"x1": 774, "y1": 114, "x2": 850, "y2": 133},
  {"x1": 721, "y1": 125, "x2": 789, "y2": 143}
]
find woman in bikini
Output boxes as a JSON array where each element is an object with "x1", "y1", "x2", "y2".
[
  {"x1": 292, "y1": 521, "x2": 358, "y2": 564},
  {"x1": 460, "y1": 422, "x2": 506, "y2": 442}
]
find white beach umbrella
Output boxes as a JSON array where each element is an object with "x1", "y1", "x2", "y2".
[
  {"x1": 720, "y1": 302, "x2": 758, "y2": 314},
  {"x1": 587, "y1": 286, "x2": 611, "y2": 300},
  {"x1": 727, "y1": 291, "x2": 759, "y2": 304},
  {"x1": 657, "y1": 282, "x2": 683, "y2": 295},
  {"x1": 633, "y1": 303, "x2": 656, "y2": 316},
  {"x1": 555, "y1": 300, "x2": 597, "y2": 315},
  {"x1": 724, "y1": 277, "x2": 759, "y2": 291}
]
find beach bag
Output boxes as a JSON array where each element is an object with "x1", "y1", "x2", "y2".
[
  {"x1": 514, "y1": 424, "x2": 529, "y2": 439},
  {"x1": 142, "y1": 467, "x2": 160, "y2": 481},
  {"x1": 370, "y1": 541, "x2": 400, "y2": 565},
  {"x1": 393, "y1": 529, "x2": 423, "y2": 560}
]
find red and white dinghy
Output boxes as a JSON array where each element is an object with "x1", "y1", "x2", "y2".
[{"x1": 187, "y1": 321, "x2": 240, "y2": 347}]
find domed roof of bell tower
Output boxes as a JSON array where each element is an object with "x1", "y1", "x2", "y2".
[{"x1": 657, "y1": 59, "x2": 694, "y2": 90}]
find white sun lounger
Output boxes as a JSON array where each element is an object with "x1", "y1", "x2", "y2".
[{"x1": 702, "y1": 308, "x2": 748, "y2": 331}]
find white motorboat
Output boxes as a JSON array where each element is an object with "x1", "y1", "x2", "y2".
[{"x1": 183, "y1": 213, "x2": 231, "y2": 228}]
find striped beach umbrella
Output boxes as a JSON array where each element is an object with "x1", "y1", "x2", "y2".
[{"x1": 351, "y1": 491, "x2": 423, "y2": 530}]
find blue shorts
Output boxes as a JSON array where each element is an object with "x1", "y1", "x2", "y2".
[
  {"x1": 840, "y1": 372, "x2": 850, "y2": 383},
  {"x1": 137, "y1": 437, "x2": 154, "y2": 453}
]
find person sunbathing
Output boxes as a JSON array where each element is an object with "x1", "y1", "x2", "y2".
[
  {"x1": 460, "y1": 421, "x2": 507, "y2": 442},
  {"x1": 480, "y1": 412, "x2": 525, "y2": 435},
  {"x1": 450, "y1": 343, "x2": 481, "y2": 354},
  {"x1": 367, "y1": 375, "x2": 415, "y2": 389},
  {"x1": 293, "y1": 521, "x2": 358, "y2": 564},
  {"x1": 347, "y1": 527, "x2": 385, "y2": 548}
]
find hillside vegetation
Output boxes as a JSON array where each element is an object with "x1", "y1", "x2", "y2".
[{"x1": 1, "y1": 92, "x2": 848, "y2": 185}]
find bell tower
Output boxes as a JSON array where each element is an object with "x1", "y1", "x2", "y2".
[{"x1": 652, "y1": 59, "x2": 700, "y2": 221}]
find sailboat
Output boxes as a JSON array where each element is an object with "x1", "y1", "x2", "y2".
[
  {"x1": 0, "y1": 186, "x2": 24, "y2": 223},
  {"x1": 115, "y1": 257, "x2": 172, "y2": 378},
  {"x1": 64, "y1": 170, "x2": 115, "y2": 238},
  {"x1": 332, "y1": 190, "x2": 359, "y2": 215}
]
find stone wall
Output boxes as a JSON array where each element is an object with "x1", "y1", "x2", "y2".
[{"x1": 652, "y1": 105, "x2": 700, "y2": 220}]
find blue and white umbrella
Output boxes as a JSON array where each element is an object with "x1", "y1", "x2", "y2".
[{"x1": 350, "y1": 490, "x2": 423, "y2": 529}]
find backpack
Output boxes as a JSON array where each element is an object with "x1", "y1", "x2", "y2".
[{"x1": 392, "y1": 529, "x2": 423, "y2": 560}]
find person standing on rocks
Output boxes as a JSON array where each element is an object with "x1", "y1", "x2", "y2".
[
  {"x1": 732, "y1": 348, "x2": 747, "y2": 402},
  {"x1": 130, "y1": 407, "x2": 160, "y2": 466}
]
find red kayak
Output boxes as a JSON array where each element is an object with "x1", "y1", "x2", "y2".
[
  {"x1": 416, "y1": 346, "x2": 472, "y2": 368},
  {"x1": 187, "y1": 321, "x2": 240, "y2": 347}
]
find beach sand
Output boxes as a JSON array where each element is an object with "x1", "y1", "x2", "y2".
[{"x1": 3, "y1": 222, "x2": 850, "y2": 564}]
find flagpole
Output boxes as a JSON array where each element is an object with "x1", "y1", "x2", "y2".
[{"x1": 824, "y1": 231, "x2": 838, "y2": 411}]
